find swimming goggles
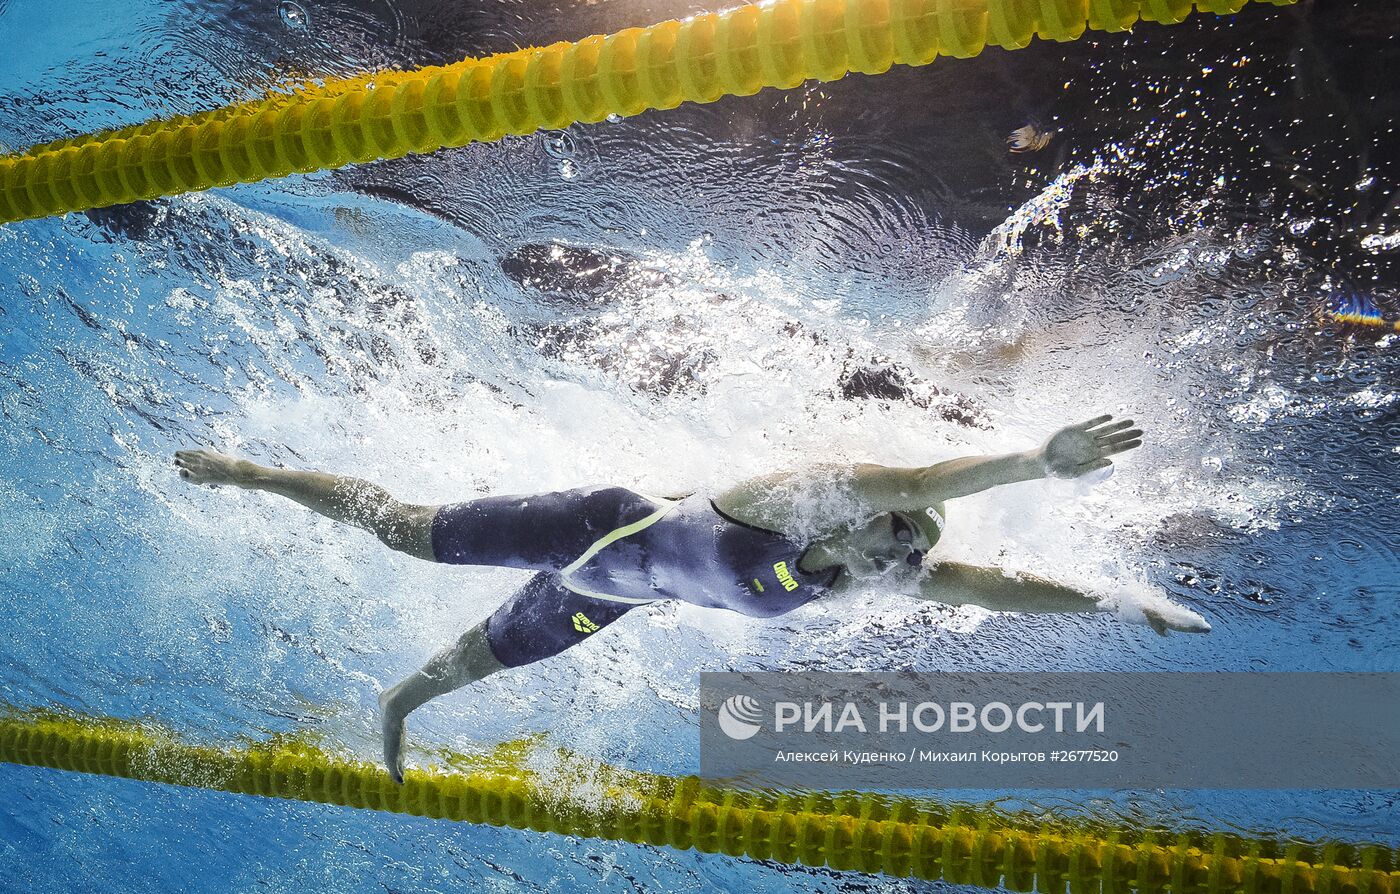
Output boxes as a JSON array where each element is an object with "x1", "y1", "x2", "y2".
[{"x1": 891, "y1": 512, "x2": 927, "y2": 566}]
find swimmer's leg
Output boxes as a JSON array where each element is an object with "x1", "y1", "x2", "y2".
[
  {"x1": 174, "y1": 449, "x2": 437, "y2": 560},
  {"x1": 378, "y1": 619, "x2": 504, "y2": 784},
  {"x1": 378, "y1": 572, "x2": 641, "y2": 782}
]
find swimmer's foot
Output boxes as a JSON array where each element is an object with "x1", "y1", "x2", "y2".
[
  {"x1": 174, "y1": 449, "x2": 252, "y2": 487},
  {"x1": 378, "y1": 685, "x2": 408, "y2": 785}
]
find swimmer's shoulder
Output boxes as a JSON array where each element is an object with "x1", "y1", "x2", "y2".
[{"x1": 710, "y1": 485, "x2": 798, "y2": 535}]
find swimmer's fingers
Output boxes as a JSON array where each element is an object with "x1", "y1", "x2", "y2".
[
  {"x1": 1097, "y1": 428, "x2": 1143, "y2": 450},
  {"x1": 1100, "y1": 439, "x2": 1142, "y2": 457},
  {"x1": 1091, "y1": 419, "x2": 1136, "y2": 437},
  {"x1": 1075, "y1": 414, "x2": 1114, "y2": 431},
  {"x1": 1096, "y1": 426, "x2": 1141, "y2": 443}
]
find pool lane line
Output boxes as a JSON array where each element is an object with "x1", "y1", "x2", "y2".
[
  {"x1": 0, "y1": 0, "x2": 1297, "y2": 224},
  {"x1": 1, "y1": 707, "x2": 1394, "y2": 893}
]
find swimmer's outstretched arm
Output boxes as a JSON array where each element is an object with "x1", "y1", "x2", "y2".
[
  {"x1": 915, "y1": 562, "x2": 1210, "y2": 635},
  {"x1": 718, "y1": 415, "x2": 1141, "y2": 527},
  {"x1": 850, "y1": 414, "x2": 1143, "y2": 508},
  {"x1": 174, "y1": 449, "x2": 438, "y2": 560}
]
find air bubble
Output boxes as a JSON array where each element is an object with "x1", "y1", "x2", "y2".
[
  {"x1": 279, "y1": 0, "x2": 309, "y2": 30},
  {"x1": 543, "y1": 131, "x2": 575, "y2": 159},
  {"x1": 1361, "y1": 231, "x2": 1400, "y2": 254}
]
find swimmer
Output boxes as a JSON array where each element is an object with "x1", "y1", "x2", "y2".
[{"x1": 175, "y1": 413, "x2": 1208, "y2": 783}]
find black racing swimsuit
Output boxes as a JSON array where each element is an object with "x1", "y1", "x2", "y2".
[{"x1": 431, "y1": 488, "x2": 841, "y2": 667}]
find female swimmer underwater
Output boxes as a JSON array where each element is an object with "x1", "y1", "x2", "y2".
[{"x1": 175, "y1": 413, "x2": 1209, "y2": 782}]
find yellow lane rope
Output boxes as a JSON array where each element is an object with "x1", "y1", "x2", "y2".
[
  {"x1": 0, "y1": 0, "x2": 1294, "y2": 224},
  {"x1": 1, "y1": 708, "x2": 1393, "y2": 892}
]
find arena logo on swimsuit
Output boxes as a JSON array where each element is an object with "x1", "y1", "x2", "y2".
[
  {"x1": 571, "y1": 612, "x2": 599, "y2": 634},
  {"x1": 773, "y1": 562, "x2": 800, "y2": 592}
]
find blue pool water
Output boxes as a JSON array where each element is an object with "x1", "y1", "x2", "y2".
[{"x1": 1, "y1": 0, "x2": 1397, "y2": 890}]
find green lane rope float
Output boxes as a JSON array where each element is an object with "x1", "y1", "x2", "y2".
[
  {"x1": 0, "y1": 0, "x2": 1296, "y2": 225},
  {"x1": 2, "y1": 709, "x2": 1394, "y2": 892}
]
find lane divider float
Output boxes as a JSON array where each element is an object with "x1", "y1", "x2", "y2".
[
  {"x1": 1, "y1": 707, "x2": 1393, "y2": 892},
  {"x1": 0, "y1": 0, "x2": 1295, "y2": 224}
]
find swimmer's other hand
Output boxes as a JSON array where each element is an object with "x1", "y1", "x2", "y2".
[
  {"x1": 1141, "y1": 603, "x2": 1212, "y2": 636},
  {"x1": 378, "y1": 687, "x2": 408, "y2": 785},
  {"x1": 1035, "y1": 414, "x2": 1143, "y2": 479},
  {"x1": 1100, "y1": 584, "x2": 1211, "y2": 636},
  {"x1": 174, "y1": 449, "x2": 252, "y2": 487}
]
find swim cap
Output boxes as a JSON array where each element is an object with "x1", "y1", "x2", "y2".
[{"x1": 912, "y1": 503, "x2": 946, "y2": 554}]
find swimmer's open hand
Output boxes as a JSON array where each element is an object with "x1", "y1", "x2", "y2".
[
  {"x1": 174, "y1": 449, "x2": 250, "y2": 486},
  {"x1": 1035, "y1": 415, "x2": 1143, "y2": 479}
]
